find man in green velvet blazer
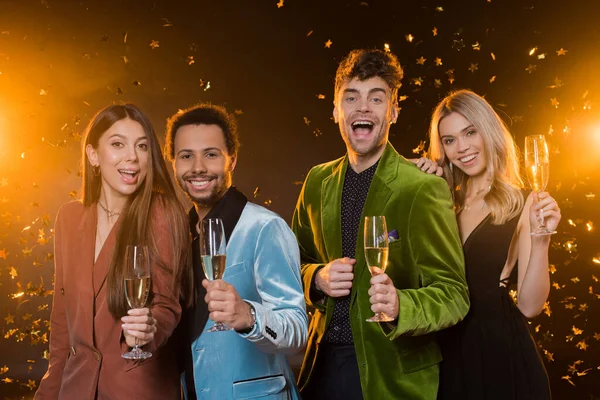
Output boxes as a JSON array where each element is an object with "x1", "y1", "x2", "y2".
[{"x1": 292, "y1": 49, "x2": 470, "y2": 399}]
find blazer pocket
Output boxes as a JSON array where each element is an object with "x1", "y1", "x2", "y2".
[
  {"x1": 398, "y1": 340, "x2": 442, "y2": 374},
  {"x1": 233, "y1": 374, "x2": 287, "y2": 399},
  {"x1": 388, "y1": 239, "x2": 402, "y2": 252},
  {"x1": 224, "y1": 261, "x2": 247, "y2": 279}
]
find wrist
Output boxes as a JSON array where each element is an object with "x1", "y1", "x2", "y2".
[{"x1": 237, "y1": 301, "x2": 256, "y2": 334}]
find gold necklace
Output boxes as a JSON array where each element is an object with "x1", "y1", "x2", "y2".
[
  {"x1": 98, "y1": 201, "x2": 122, "y2": 218},
  {"x1": 463, "y1": 186, "x2": 491, "y2": 211}
]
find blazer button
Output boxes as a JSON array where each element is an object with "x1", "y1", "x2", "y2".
[
  {"x1": 93, "y1": 351, "x2": 101, "y2": 361},
  {"x1": 60, "y1": 288, "x2": 65, "y2": 295},
  {"x1": 70, "y1": 347, "x2": 76, "y2": 356}
]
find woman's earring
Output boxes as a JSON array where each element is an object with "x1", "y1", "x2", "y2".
[
  {"x1": 92, "y1": 165, "x2": 100, "y2": 177},
  {"x1": 449, "y1": 162, "x2": 453, "y2": 173}
]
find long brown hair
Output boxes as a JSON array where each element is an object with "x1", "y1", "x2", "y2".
[
  {"x1": 81, "y1": 104, "x2": 192, "y2": 318},
  {"x1": 428, "y1": 90, "x2": 524, "y2": 225}
]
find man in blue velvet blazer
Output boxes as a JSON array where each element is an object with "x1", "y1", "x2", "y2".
[{"x1": 165, "y1": 104, "x2": 308, "y2": 399}]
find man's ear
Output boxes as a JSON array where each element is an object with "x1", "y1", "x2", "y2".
[
  {"x1": 229, "y1": 155, "x2": 237, "y2": 172},
  {"x1": 390, "y1": 105, "x2": 399, "y2": 125},
  {"x1": 333, "y1": 104, "x2": 339, "y2": 124},
  {"x1": 85, "y1": 144, "x2": 98, "y2": 167}
]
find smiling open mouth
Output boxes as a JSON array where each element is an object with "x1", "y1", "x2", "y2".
[
  {"x1": 459, "y1": 154, "x2": 477, "y2": 163},
  {"x1": 118, "y1": 169, "x2": 138, "y2": 178},
  {"x1": 351, "y1": 120, "x2": 374, "y2": 135}
]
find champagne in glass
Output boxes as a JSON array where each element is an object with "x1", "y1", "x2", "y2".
[
  {"x1": 122, "y1": 245, "x2": 152, "y2": 360},
  {"x1": 364, "y1": 216, "x2": 394, "y2": 322},
  {"x1": 199, "y1": 218, "x2": 232, "y2": 332},
  {"x1": 524, "y1": 134, "x2": 556, "y2": 236}
]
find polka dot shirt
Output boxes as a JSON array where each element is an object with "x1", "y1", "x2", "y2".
[{"x1": 322, "y1": 160, "x2": 379, "y2": 344}]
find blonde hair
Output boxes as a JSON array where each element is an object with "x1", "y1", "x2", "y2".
[{"x1": 428, "y1": 89, "x2": 524, "y2": 225}]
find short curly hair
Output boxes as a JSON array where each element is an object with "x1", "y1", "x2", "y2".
[
  {"x1": 165, "y1": 103, "x2": 240, "y2": 161},
  {"x1": 334, "y1": 49, "x2": 403, "y2": 103}
]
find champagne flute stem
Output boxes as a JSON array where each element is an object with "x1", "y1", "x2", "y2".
[{"x1": 538, "y1": 207, "x2": 546, "y2": 228}]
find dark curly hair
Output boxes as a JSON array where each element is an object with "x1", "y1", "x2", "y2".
[
  {"x1": 165, "y1": 103, "x2": 240, "y2": 161},
  {"x1": 334, "y1": 49, "x2": 403, "y2": 103}
]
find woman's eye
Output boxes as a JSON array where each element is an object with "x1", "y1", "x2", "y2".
[
  {"x1": 138, "y1": 143, "x2": 148, "y2": 150},
  {"x1": 111, "y1": 142, "x2": 123, "y2": 148}
]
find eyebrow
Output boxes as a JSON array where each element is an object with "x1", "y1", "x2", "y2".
[
  {"x1": 108, "y1": 133, "x2": 147, "y2": 142},
  {"x1": 440, "y1": 124, "x2": 476, "y2": 139},
  {"x1": 176, "y1": 147, "x2": 223, "y2": 155},
  {"x1": 343, "y1": 88, "x2": 387, "y2": 96}
]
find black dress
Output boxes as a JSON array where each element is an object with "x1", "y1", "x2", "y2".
[{"x1": 438, "y1": 213, "x2": 551, "y2": 400}]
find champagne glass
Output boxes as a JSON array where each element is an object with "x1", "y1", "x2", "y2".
[
  {"x1": 199, "y1": 218, "x2": 232, "y2": 332},
  {"x1": 122, "y1": 245, "x2": 152, "y2": 360},
  {"x1": 524, "y1": 134, "x2": 556, "y2": 236},
  {"x1": 364, "y1": 216, "x2": 394, "y2": 322}
]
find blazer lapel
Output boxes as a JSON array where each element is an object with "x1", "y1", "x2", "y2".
[
  {"x1": 320, "y1": 157, "x2": 347, "y2": 261},
  {"x1": 77, "y1": 205, "x2": 97, "y2": 343},
  {"x1": 93, "y1": 208, "x2": 122, "y2": 298},
  {"x1": 353, "y1": 143, "x2": 398, "y2": 285}
]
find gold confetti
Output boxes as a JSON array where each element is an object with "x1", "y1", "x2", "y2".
[
  {"x1": 490, "y1": 52, "x2": 496, "y2": 60},
  {"x1": 529, "y1": 47, "x2": 538, "y2": 56},
  {"x1": 550, "y1": 98, "x2": 560, "y2": 108},
  {"x1": 543, "y1": 350, "x2": 554, "y2": 362},
  {"x1": 416, "y1": 56, "x2": 426, "y2": 65},
  {"x1": 324, "y1": 39, "x2": 332, "y2": 48},
  {"x1": 538, "y1": 53, "x2": 546, "y2": 59},
  {"x1": 594, "y1": 333, "x2": 600, "y2": 341},
  {"x1": 490, "y1": 76, "x2": 496, "y2": 83},
  {"x1": 525, "y1": 64, "x2": 537, "y2": 73},
  {"x1": 149, "y1": 40, "x2": 159, "y2": 49},
  {"x1": 572, "y1": 326, "x2": 583, "y2": 335},
  {"x1": 412, "y1": 77, "x2": 423, "y2": 86},
  {"x1": 277, "y1": 0, "x2": 284, "y2": 8},
  {"x1": 432, "y1": 27, "x2": 438, "y2": 36},
  {"x1": 384, "y1": 43, "x2": 390, "y2": 52},
  {"x1": 576, "y1": 340, "x2": 588, "y2": 351},
  {"x1": 0, "y1": 249, "x2": 7, "y2": 259},
  {"x1": 9, "y1": 266, "x2": 17, "y2": 279},
  {"x1": 406, "y1": 34, "x2": 414, "y2": 43},
  {"x1": 434, "y1": 57, "x2": 442, "y2": 66},
  {"x1": 556, "y1": 48, "x2": 568, "y2": 56},
  {"x1": 468, "y1": 63, "x2": 478, "y2": 73},
  {"x1": 435, "y1": 6, "x2": 443, "y2": 11},
  {"x1": 412, "y1": 140, "x2": 426, "y2": 154},
  {"x1": 317, "y1": 94, "x2": 326, "y2": 99},
  {"x1": 40, "y1": 89, "x2": 47, "y2": 96},
  {"x1": 471, "y1": 42, "x2": 481, "y2": 51}
]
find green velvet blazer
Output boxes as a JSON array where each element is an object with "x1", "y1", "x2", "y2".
[{"x1": 292, "y1": 142, "x2": 470, "y2": 399}]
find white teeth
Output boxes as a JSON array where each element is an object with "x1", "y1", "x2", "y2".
[
  {"x1": 352, "y1": 121, "x2": 374, "y2": 128},
  {"x1": 190, "y1": 180, "x2": 209, "y2": 187},
  {"x1": 460, "y1": 154, "x2": 477, "y2": 163},
  {"x1": 119, "y1": 170, "x2": 136, "y2": 176}
]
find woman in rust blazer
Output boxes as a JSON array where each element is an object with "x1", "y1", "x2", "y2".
[{"x1": 35, "y1": 104, "x2": 191, "y2": 400}]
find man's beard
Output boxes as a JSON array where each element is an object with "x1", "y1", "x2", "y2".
[
  {"x1": 343, "y1": 124, "x2": 387, "y2": 156},
  {"x1": 177, "y1": 172, "x2": 232, "y2": 208}
]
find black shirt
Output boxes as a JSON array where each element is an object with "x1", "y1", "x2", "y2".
[{"x1": 322, "y1": 160, "x2": 379, "y2": 344}]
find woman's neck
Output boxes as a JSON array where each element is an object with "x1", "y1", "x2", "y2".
[
  {"x1": 98, "y1": 188, "x2": 128, "y2": 218},
  {"x1": 466, "y1": 174, "x2": 491, "y2": 197}
]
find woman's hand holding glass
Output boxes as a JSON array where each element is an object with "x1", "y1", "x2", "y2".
[
  {"x1": 529, "y1": 191, "x2": 561, "y2": 237},
  {"x1": 121, "y1": 307, "x2": 157, "y2": 348}
]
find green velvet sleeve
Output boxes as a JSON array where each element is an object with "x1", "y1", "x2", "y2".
[
  {"x1": 387, "y1": 177, "x2": 470, "y2": 339},
  {"x1": 291, "y1": 168, "x2": 327, "y2": 312}
]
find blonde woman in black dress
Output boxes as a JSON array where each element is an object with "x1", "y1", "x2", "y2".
[{"x1": 417, "y1": 89, "x2": 561, "y2": 399}]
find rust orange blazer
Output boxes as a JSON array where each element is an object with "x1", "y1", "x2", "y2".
[{"x1": 35, "y1": 201, "x2": 182, "y2": 400}]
